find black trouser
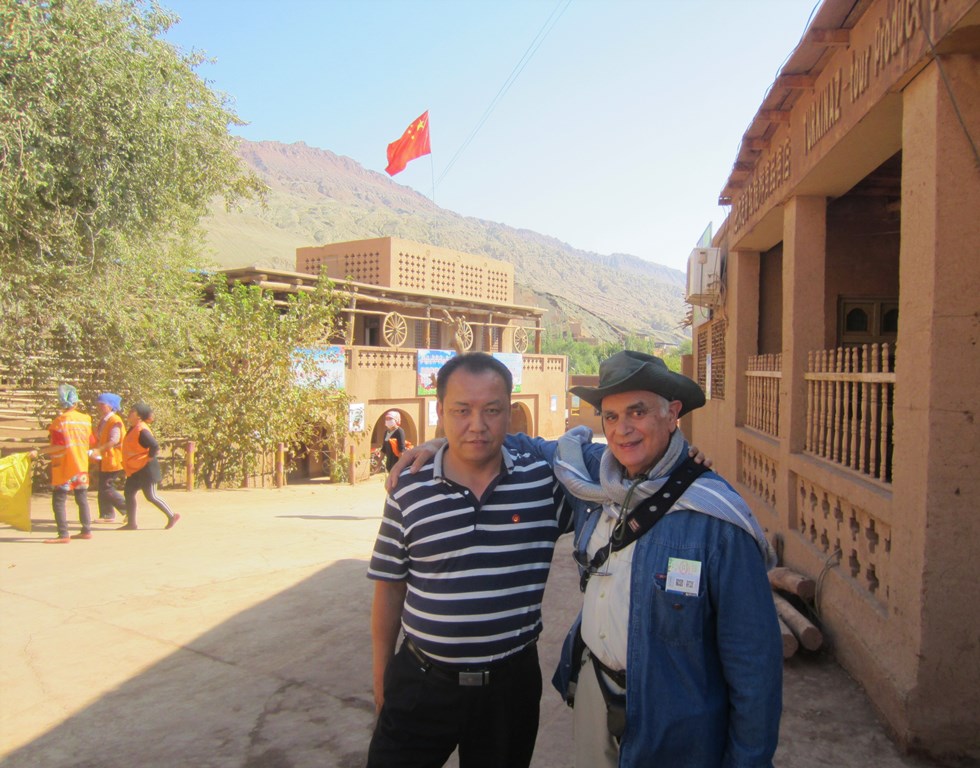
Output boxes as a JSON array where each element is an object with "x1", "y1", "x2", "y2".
[
  {"x1": 52, "y1": 486, "x2": 91, "y2": 538},
  {"x1": 367, "y1": 640, "x2": 542, "y2": 768},
  {"x1": 97, "y1": 470, "x2": 126, "y2": 519},
  {"x1": 124, "y1": 468, "x2": 174, "y2": 527}
]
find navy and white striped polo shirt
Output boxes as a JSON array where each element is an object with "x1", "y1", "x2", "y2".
[{"x1": 368, "y1": 444, "x2": 569, "y2": 666}]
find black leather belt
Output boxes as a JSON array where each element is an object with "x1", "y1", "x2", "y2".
[
  {"x1": 403, "y1": 636, "x2": 535, "y2": 687},
  {"x1": 589, "y1": 648, "x2": 627, "y2": 689}
]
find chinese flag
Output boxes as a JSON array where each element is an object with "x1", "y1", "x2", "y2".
[{"x1": 386, "y1": 111, "x2": 431, "y2": 176}]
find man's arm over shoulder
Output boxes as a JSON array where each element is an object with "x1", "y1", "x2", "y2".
[{"x1": 504, "y1": 427, "x2": 603, "y2": 477}]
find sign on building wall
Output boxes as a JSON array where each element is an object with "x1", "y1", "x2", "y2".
[
  {"x1": 417, "y1": 350, "x2": 457, "y2": 396},
  {"x1": 294, "y1": 345, "x2": 346, "y2": 389},
  {"x1": 493, "y1": 353, "x2": 524, "y2": 394},
  {"x1": 348, "y1": 403, "x2": 365, "y2": 432},
  {"x1": 416, "y1": 350, "x2": 525, "y2": 396}
]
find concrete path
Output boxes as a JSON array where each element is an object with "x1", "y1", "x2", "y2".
[{"x1": 0, "y1": 479, "x2": 942, "y2": 767}]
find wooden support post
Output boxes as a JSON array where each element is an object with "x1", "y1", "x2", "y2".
[
  {"x1": 772, "y1": 593, "x2": 823, "y2": 651},
  {"x1": 275, "y1": 442, "x2": 285, "y2": 488},
  {"x1": 185, "y1": 440, "x2": 195, "y2": 491},
  {"x1": 349, "y1": 445, "x2": 356, "y2": 485}
]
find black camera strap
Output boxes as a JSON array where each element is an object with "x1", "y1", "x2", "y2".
[{"x1": 579, "y1": 458, "x2": 710, "y2": 590}]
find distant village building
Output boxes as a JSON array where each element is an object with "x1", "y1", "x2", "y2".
[
  {"x1": 684, "y1": 0, "x2": 979, "y2": 760},
  {"x1": 221, "y1": 237, "x2": 569, "y2": 480}
]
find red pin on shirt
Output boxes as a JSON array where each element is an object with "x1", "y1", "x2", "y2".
[{"x1": 512, "y1": 514, "x2": 521, "y2": 523}]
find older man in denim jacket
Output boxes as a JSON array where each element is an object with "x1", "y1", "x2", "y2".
[{"x1": 510, "y1": 350, "x2": 781, "y2": 767}]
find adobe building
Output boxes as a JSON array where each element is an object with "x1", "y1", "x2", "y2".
[
  {"x1": 685, "y1": 0, "x2": 979, "y2": 760},
  {"x1": 222, "y1": 237, "x2": 569, "y2": 481}
]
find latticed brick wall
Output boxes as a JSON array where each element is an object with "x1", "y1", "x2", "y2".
[
  {"x1": 396, "y1": 250, "x2": 427, "y2": 290},
  {"x1": 696, "y1": 317, "x2": 727, "y2": 400}
]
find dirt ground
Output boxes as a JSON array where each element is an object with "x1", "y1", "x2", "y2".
[{"x1": 0, "y1": 478, "x2": 952, "y2": 767}]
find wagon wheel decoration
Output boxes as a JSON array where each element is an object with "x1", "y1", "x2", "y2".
[
  {"x1": 513, "y1": 326, "x2": 529, "y2": 353},
  {"x1": 455, "y1": 320, "x2": 474, "y2": 351},
  {"x1": 382, "y1": 311, "x2": 408, "y2": 347}
]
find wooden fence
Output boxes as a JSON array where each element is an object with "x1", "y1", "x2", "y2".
[
  {"x1": 157, "y1": 440, "x2": 287, "y2": 490},
  {"x1": 804, "y1": 344, "x2": 895, "y2": 483},
  {"x1": 745, "y1": 353, "x2": 781, "y2": 437}
]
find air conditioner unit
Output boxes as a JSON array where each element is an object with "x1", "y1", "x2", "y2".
[{"x1": 686, "y1": 247, "x2": 722, "y2": 308}]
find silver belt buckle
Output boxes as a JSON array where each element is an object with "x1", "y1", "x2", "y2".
[{"x1": 458, "y1": 671, "x2": 488, "y2": 686}]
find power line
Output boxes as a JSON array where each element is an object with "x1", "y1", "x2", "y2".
[{"x1": 435, "y1": 0, "x2": 572, "y2": 189}]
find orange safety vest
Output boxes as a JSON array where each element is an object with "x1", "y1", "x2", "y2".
[
  {"x1": 48, "y1": 408, "x2": 92, "y2": 486},
  {"x1": 123, "y1": 423, "x2": 151, "y2": 477},
  {"x1": 98, "y1": 412, "x2": 126, "y2": 473}
]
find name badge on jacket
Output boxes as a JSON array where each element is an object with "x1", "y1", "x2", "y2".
[{"x1": 665, "y1": 557, "x2": 702, "y2": 596}]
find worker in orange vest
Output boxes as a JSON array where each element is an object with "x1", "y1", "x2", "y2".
[
  {"x1": 91, "y1": 392, "x2": 127, "y2": 522},
  {"x1": 44, "y1": 384, "x2": 94, "y2": 543},
  {"x1": 119, "y1": 402, "x2": 179, "y2": 531}
]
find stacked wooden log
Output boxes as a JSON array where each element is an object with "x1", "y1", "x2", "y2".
[{"x1": 769, "y1": 566, "x2": 823, "y2": 659}]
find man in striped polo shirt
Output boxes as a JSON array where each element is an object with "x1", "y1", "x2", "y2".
[{"x1": 367, "y1": 352, "x2": 572, "y2": 768}]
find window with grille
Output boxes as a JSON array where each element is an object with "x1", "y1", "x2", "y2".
[
  {"x1": 697, "y1": 327, "x2": 708, "y2": 390},
  {"x1": 696, "y1": 318, "x2": 726, "y2": 400}
]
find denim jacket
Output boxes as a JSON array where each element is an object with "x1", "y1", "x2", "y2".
[{"x1": 506, "y1": 434, "x2": 782, "y2": 767}]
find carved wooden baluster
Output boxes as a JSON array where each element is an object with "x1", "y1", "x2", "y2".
[
  {"x1": 880, "y1": 343, "x2": 893, "y2": 482},
  {"x1": 869, "y1": 343, "x2": 881, "y2": 479},
  {"x1": 819, "y1": 349, "x2": 830, "y2": 459},
  {"x1": 848, "y1": 346, "x2": 856, "y2": 467},
  {"x1": 805, "y1": 351, "x2": 815, "y2": 452},
  {"x1": 829, "y1": 348, "x2": 840, "y2": 463}
]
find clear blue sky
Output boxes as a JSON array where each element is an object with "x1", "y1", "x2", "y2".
[{"x1": 162, "y1": 0, "x2": 818, "y2": 272}]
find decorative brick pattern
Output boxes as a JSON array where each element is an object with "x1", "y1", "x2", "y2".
[
  {"x1": 460, "y1": 264, "x2": 484, "y2": 299},
  {"x1": 545, "y1": 356, "x2": 565, "y2": 372},
  {"x1": 299, "y1": 242, "x2": 514, "y2": 303},
  {"x1": 352, "y1": 348, "x2": 417, "y2": 370},
  {"x1": 341, "y1": 251, "x2": 381, "y2": 284},
  {"x1": 396, "y1": 250, "x2": 427, "y2": 290},
  {"x1": 298, "y1": 253, "x2": 324, "y2": 274},
  {"x1": 523, "y1": 357, "x2": 543, "y2": 372},
  {"x1": 697, "y1": 327, "x2": 708, "y2": 389},
  {"x1": 430, "y1": 257, "x2": 458, "y2": 294},
  {"x1": 737, "y1": 441, "x2": 778, "y2": 509},
  {"x1": 710, "y1": 317, "x2": 726, "y2": 399},
  {"x1": 487, "y1": 270, "x2": 510, "y2": 302},
  {"x1": 796, "y1": 475, "x2": 891, "y2": 606},
  {"x1": 696, "y1": 319, "x2": 727, "y2": 400}
]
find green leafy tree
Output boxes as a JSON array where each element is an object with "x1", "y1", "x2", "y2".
[
  {"x1": 0, "y1": 0, "x2": 261, "y2": 408},
  {"x1": 661, "y1": 339, "x2": 692, "y2": 373},
  {"x1": 542, "y1": 333, "x2": 691, "y2": 374},
  {"x1": 180, "y1": 278, "x2": 349, "y2": 488}
]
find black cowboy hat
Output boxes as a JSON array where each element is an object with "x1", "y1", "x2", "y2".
[{"x1": 569, "y1": 350, "x2": 706, "y2": 416}]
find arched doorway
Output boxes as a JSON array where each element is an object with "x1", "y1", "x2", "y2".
[
  {"x1": 510, "y1": 401, "x2": 531, "y2": 435},
  {"x1": 370, "y1": 409, "x2": 417, "y2": 473}
]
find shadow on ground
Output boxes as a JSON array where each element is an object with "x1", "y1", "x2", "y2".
[{"x1": 3, "y1": 559, "x2": 377, "y2": 768}]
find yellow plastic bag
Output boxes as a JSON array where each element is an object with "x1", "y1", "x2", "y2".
[{"x1": 0, "y1": 452, "x2": 34, "y2": 532}]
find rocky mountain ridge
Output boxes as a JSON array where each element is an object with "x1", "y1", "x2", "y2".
[{"x1": 200, "y1": 140, "x2": 689, "y2": 344}]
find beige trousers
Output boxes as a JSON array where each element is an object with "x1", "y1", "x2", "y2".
[{"x1": 573, "y1": 650, "x2": 622, "y2": 768}]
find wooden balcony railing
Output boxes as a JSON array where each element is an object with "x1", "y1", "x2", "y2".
[
  {"x1": 804, "y1": 344, "x2": 895, "y2": 483},
  {"x1": 745, "y1": 353, "x2": 781, "y2": 437}
]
